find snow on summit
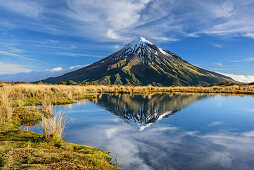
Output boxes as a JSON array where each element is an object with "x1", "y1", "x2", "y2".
[{"x1": 140, "y1": 37, "x2": 153, "y2": 45}]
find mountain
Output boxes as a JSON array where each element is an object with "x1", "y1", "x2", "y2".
[
  {"x1": 41, "y1": 37, "x2": 233, "y2": 86},
  {"x1": 92, "y1": 93, "x2": 207, "y2": 131}
]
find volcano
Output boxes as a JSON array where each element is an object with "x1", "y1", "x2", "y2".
[{"x1": 41, "y1": 37, "x2": 233, "y2": 86}]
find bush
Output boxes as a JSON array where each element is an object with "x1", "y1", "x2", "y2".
[
  {"x1": 15, "y1": 81, "x2": 29, "y2": 84},
  {"x1": 66, "y1": 80, "x2": 78, "y2": 85},
  {"x1": 82, "y1": 81, "x2": 99, "y2": 85},
  {"x1": 58, "y1": 81, "x2": 66, "y2": 85}
]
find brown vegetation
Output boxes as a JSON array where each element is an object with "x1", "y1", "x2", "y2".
[
  {"x1": 41, "y1": 108, "x2": 66, "y2": 139},
  {"x1": 2, "y1": 83, "x2": 254, "y2": 98}
]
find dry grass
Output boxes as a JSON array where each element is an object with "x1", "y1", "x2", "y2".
[
  {"x1": 1, "y1": 84, "x2": 97, "y2": 107},
  {"x1": 41, "y1": 108, "x2": 66, "y2": 139},
  {"x1": 1, "y1": 84, "x2": 253, "y2": 98},
  {"x1": 0, "y1": 90, "x2": 13, "y2": 123},
  {"x1": 0, "y1": 83, "x2": 253, "y2": 123}
]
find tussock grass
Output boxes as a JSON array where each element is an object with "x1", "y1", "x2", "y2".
[
  {"x1": 1, "y1": 84, "x2": 254, "y2": 101},
  {"x1": 1, "y1": 84, "x2": 97, "y2": 107},
  {"x1": 41, "y1": 108, "x2": 66, "y2": 139},
  {"x1": 0, "y1": 90, "x2": 13, "y2": 123}
]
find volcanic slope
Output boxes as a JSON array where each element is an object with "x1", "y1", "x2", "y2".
[{"x1": 42, "y1": 37, "x2": 233, "y2": 86}]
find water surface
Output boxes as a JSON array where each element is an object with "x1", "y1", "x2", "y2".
[{"x1": 22, "y1": 93, "x2": 254, "y2": 170}]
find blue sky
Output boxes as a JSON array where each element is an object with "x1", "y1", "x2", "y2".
[{"x1": 0, "y1": 0, "x2": 254, "y2": 82}]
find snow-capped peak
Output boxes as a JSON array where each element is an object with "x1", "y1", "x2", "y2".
[
  {"x1": 119, "y1": 36, "x2": 173, "y2": 62},
  {"x1": 140, "y1": 37, "x2": 153, "y2": 45}
]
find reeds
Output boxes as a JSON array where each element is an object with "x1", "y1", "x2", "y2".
[
  {"x1": 0, "y1": 90, "x2": 13, "y2": 123},
  {"x1": 41, "y1": 107, "x2": 66, "y2": 139}
]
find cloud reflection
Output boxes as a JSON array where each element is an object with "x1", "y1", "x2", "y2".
[{"x1": 66, "y1": 121, "x2": 254, "y2": 170}]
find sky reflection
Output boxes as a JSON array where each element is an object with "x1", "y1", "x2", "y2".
[{"x1": 66, "y1": 121, "x2": 254, "y2": 170}]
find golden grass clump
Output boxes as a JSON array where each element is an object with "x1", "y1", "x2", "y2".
[
  {"x1": 0, "y1": 90, "x2": 13, "y2": 123},
  {"x1": 41, "y1": 108, "x2": 66, "y2": 139}
]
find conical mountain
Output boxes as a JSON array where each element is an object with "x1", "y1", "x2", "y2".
[{"x1": 42, "y1": 37, "x2": 233, "y2": 86}]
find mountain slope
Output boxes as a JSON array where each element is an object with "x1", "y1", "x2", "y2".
[{"x1": 42, "y1": 37, "x2": 233, "y2": 86}]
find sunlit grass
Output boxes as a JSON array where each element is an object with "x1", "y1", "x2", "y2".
[
  {"x1": 41, "y1": 108, "x2": 66, "y2": 139},
  {"x1": 0, "y1": 90, "x2": 13, "y2": 123}
]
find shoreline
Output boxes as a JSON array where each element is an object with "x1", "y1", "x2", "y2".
[{"x1": 0, "y1": 109, "x2": 117, "y2": 169}]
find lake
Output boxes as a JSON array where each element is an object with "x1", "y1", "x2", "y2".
[{"x1": 21, "y1": 93, "x2": 254, "y2": 170}]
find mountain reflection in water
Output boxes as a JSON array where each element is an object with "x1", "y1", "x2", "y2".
[{"x1": 91, "y1": 93, "x2": 207, "y2": 130}]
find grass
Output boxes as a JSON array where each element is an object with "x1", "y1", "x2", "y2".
[
  {"x1": 0, "y1": 123, "x2": 116, "y2": 169},
  {"x1": 0, "y1": 85, "x2": 117, "y2": 169},
  {"x1": 1, "y1": 83, "x2": 254, "y2": 104},
  {"x1": 0, "y1": 90, "x2": 13, "y2": 123},
  {"x1": 41, "y1": 108, "x2": 66, "y2": 139},
  {"x1": 0, "y1": 83, "x2": 253, "y2": 168},
  {"x1": 0, "y1": 107, "x2": 117, "y2": 169},
  {"x1": 0, "y1": 84, "x2": 253, "y2": 103}
]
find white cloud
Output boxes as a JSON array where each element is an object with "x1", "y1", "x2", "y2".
[
  {"x1": 113, "y1": 45, "x2": 121, "y2": 50},
  {"x1": 1, "y1": 0, "x2": 254, "y2": 43},
  {"x1": 209, "y1": 121, "x2": 223, "y2": 126},
  {"x1": 197, "y1": 1, "x2": 254, "y2": 35},
  {"x1": 69, "y1": 65, "x2": 86, "y2": 70},
  {"x1": 62, "y1": 0, "x2": 254, "y2": 42},
  {"x1": 0, "y1": 0, "x2": 43, "y2": 18},
  {"x1": 54, "y1": 52, "x2": 103, "y2": 58},
  {"x1": 211, "y1": 43, "x2": 223, "y2": 48},
  {"x1": 107, "y1": 29, "x2": 120, "y2": 40},
  {"x1": 0, "y1": 62, "x2": 32, "y2": 75},
  {"x1": 0, "y1": 49, "x2": 35, "y2": 61},
  {"x1": 50, "y1": 67, "x2": 63, "y2": 72},
  {"x1": 0, "y1": 50, "x2": 23, "y2": 58},
  {"x1": 66, "y1": 121, "x2": 254, "y2": 170},
  {"x1": 244, "y1": 33, "x2": 254, "y2": 38},
  {"x1": 243, "y1": 131, "x2": 254, "y2": 137},
  {"x1": 219, "y1": 72, "x2": 254, "y2": 83},
  {"x1": 65, "y1": 0, "x2": 152, "y2": 41},
  {"x1": 214, "y1": 63, "x2": 223, "y2": 66},
  {"x1": 207, "y1": 1, "x2": 235, "y2": 18},
  {"x1": 231, "y1": 58, "x2": 254, "y2": 62}
]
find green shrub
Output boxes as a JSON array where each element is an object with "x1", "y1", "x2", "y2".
[{"x1": 66, "y1": 80, "x2": 78, "y2": 85}]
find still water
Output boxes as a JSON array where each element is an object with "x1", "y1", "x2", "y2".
[{"x1": 22, "y1": 93, "x2": 254, "y2": 170}]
